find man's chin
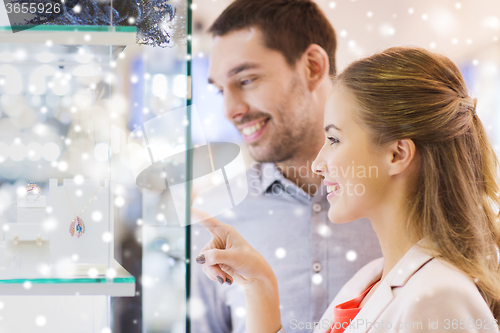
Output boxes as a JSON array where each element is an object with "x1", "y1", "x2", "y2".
[
  {"x1": 248, "y1": 149, "x2": 274, "y2": 163},
  {"x1": 248, "y1": 147, "x2": 288, "y2": 164}
]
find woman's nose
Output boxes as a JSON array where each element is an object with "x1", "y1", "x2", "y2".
[{"x1": 312, "y1": 159, "x2": 327, "y2": 176}]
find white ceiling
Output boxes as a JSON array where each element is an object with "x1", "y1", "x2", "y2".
[{"x1": 192, "y1": 0, "x2": 500, "y2": 71}]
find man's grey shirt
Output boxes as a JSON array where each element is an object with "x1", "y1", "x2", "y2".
[{"x1": 190, "y1": 162, "x2": 382, "y2": 333}]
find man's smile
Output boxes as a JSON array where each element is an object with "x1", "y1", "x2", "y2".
[{"x1": 238, "y1": 118, "x2": 270, "y2": 142}]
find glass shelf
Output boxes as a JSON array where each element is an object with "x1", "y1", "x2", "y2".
[
  {"x1": 0, "y1": 260, "x2": 135, "y2": 296},
  {"x1": 0, "y1": 25, "x2": 137, "y2": 45},
  {"x1": 0, "y1": 25, "x2": 137, "y2": 32}
]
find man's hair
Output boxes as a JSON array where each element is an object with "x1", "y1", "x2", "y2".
[{"x1": 208, "y1": 0, "x2": 337, "y2": 76}]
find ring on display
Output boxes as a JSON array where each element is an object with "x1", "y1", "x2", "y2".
[{"x1": 26, "y1": 182, "x2": 40, "y2": 201}]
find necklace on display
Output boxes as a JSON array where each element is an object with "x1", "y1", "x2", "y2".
[{"x1": 64, "y1": 185, "x2": 101, "y2": 238}]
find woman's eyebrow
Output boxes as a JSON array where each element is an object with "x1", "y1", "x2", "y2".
[{"x1": 324, "y1": 124, "x2": 341, "y2": 132}]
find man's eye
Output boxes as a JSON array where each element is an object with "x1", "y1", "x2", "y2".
[
  {"x1": 327, "y1": 137, "x2": 339, "y2": 145},
  {"x1": 240, "y1": 78, "x2": 253, "y2": 86}
]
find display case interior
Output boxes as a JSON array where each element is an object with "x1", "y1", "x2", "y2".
[{"x1": 0, "y1": 0, "x2": 192, "y2": 331}]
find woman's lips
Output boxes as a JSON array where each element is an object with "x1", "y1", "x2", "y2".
[{"x1": 325, "y1": 182, "x2": 340, "y2": 200}]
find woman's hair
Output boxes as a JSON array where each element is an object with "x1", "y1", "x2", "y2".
[{"x1": 336, "y1": 46, "x2": 500, "y2": 318}]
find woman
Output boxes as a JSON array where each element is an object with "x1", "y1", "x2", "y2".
[{"x1": 193, "y1": 46, "x2": 500, "y2": 333}]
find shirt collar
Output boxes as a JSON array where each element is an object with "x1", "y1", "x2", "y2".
[
  {"x1": 258, "y1": 162, "x2": 327, "y2": 203},
  {"x1": 260, "y1": 162, "x2": 283, "y2": 193}
]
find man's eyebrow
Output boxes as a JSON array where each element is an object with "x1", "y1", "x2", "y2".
[
  {"x1": 208, "y1": 62, "x2": 260, "y2": 85},
  {"x1": 324, "y1": 124, "x2": 342, "y2": 132},
  {"x1": 227, "y1": 63, "x2": 260, "y2": 77}
]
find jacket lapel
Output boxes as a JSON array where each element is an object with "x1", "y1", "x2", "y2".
[
  {"x1": 343, "y1": 279, "x2": 394, "y2": 333},
  {"x1": 344, "y1": 242, "x2": 434, "y2": 333},
  {"x1": 313, "y1": 258, "x2": 384, "y2": 333}
]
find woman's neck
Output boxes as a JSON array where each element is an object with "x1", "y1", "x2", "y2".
[
  {"x1": 377, "y1": 226, "x2": 415, "y2": 281},
  {"x1": 368, "y1": 191, "x2": 417, "y2": 281}
]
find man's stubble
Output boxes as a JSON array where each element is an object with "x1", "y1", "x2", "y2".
[{"x1": 249, "y1": 73, "x2": 319, "y2": 164}]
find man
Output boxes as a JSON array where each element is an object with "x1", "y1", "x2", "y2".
[{"x1": 190, "y1": 1, "x2": 382, "y2": 332}]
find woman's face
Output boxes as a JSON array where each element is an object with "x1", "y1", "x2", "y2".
[{"x1": 312, "y1": 84, "x2": 392, "y2": 224}]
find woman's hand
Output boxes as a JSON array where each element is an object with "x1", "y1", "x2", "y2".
[
  {"x1": 192, "y1": 207, "x2": 282, "y2": 333},
  {"x1": 192, "y1": 207, "x2": 276, "y2": 290}
]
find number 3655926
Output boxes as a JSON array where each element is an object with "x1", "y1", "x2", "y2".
[{"x1": 5, "y1": 2, "x2": 61, "y2": 14}]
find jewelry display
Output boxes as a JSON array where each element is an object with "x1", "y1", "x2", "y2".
[
  {"x1": 4, "y1": 222, "x2": 50, "y2": 279},
  {"x1": 49, "y1": 179, "x2": 113, "y2": 266},
  {"x1": 25, "y1": 182, "x2": 40, "y2": 201},
  {"x1": 36, "y1": 235, "x2": 43, "y2": 246},
  {"x1": 64, "y1": 186, "x2": 101, "y2": 238}
]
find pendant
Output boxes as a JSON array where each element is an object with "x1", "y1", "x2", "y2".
[{"x1": 69, "y1": 216, "x2": 85, "y2": 238}]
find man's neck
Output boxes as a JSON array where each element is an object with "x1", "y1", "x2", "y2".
[{"x1": 275, "y1": 158, "x2": 323, "y2": 197}]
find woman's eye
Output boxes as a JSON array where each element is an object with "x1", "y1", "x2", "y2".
[{"x1": 327, "y1": 137, "x2": 339, "y2": 145}]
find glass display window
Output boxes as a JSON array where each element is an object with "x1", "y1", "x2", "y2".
[{"x1": 0, "y1": 0, "x2": 193, "y2": 332}]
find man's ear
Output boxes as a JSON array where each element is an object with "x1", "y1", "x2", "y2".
[
  {"x1": 387, "y1": 139, "x2": 417, "y2": 176},
  {"x1": 302, "y1": 44, "x2": 330, "y2": 92}
]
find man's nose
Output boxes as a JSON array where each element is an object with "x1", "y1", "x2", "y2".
[{"x1": 223, "y1": 90, "x2": 249, "y2": 121}]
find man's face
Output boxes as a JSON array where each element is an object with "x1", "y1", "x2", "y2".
[{"x1": 208, "y1": 27, "x2": 317, "y2": 163}]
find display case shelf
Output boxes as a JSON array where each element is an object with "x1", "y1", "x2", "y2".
[
  {"x1": 0, "y1": 260, "x2": 135, "y2": 296},
  {"x1": 0, "y1": 25, "x2": 137, "y2": 45}
]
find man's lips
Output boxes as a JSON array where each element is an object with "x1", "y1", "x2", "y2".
[
  {"x1": 237, "y1": 118, "x2": 270, "y2": 142},
  {"x1": 236, "y1": 117, "x2": 269, "y2": 131}
]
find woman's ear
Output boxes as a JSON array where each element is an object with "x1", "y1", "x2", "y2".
[
  {"x1": 387, "y1": 139, "x2": 416, "y2": 176},
  {"x1": 302, "y1": 44, "x2": 329, "y2": 92}
]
